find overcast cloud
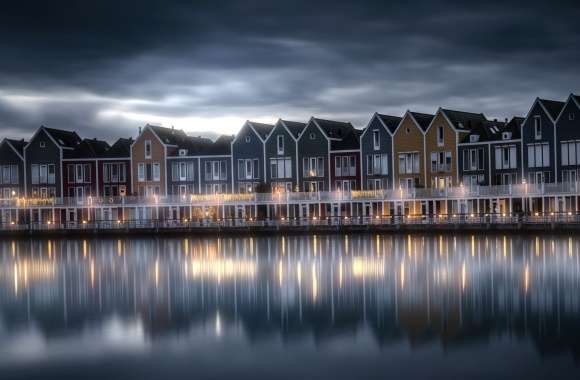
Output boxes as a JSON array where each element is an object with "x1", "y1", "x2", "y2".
[{"x1": 0, "y1": 0, "x2": 578, "y2": 141}]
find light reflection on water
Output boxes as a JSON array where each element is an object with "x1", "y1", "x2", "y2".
[{"x1": 0, "y1": 234, "x2": 580, "y2": 379}]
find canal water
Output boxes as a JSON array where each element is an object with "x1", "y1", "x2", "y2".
[{"x1": 0, "y1": 234, "x2": 579, "y2": 379}]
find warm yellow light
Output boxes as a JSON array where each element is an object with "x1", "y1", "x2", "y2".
[
  {"x1": 47, "y1": 221, "x2": 51, "y2": 225},
  {"x1": 568, "y1": 212, "x2": 573, "y2": 216},
  {"x1": 10, "y1": 221, "x2": 15, "y2": 225},
  {"x1": 470, "y1": 213, "x2": 474, "y2": 218},
  {"x1": 183, "y1": 218, "x2": 188, "y2": 223},
  {"x1": 82, "y1": 220, "x2": 87, "y2": 224},
  {"x1": 281, "y1": 217, "x2": 285, "y2": 221},
  {"x1": 313, "y1": 216, "x2": 317, "y2": 220},
  {"x1": 344, "y1": 216, "x2": 349, "y2": 220},
  {"x1": 534, "y1": 212, "x2": 539, "y2": 216},
  {"x1": 11, "y1": 190, "x2": 16, "y2": 196},
  {"x1": 502, "y1": 213, "x2": 506, "y2": 217},
  {"x1": 550, "y1": 212, "x2": 554, "y2": 216},
  {"x1": 375, "y1": 215, "x2": 380, "y2": 219},
  {"x1": 117, "y1": 220, "x2": 121, "y2": 224}
]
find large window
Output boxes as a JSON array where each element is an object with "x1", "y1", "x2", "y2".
[
  {"x1": 303, "y1": 157, "x2": 324, "y2": 177},
  {"x1": 527, "y1": 143, "x2": 550, "y2": 168},
  {"x1": 67, "y1": 164, "x2": 91, "y2": 183},
  {"x1": 238, "y1": 159, "x2": 259, "y2": 180},
  {"x1": 335, "y1": 155, "x2": 357, "y2": 177},
  {"x1": 152, "y1": 163, "x2": 160, "y2": 181},
  {"x1": 103, "y1": 163, "x2": 126, "y2": 183},
  {"x1": 205, "y1": 160, "x2": 227, "y2": 181},
  {"x1": 462, "y1": 148, "x2": 485, "y2": 171},
  {"x1": 494, "y1": 145, "x2": 517, "y2": 170},
  {"x1": 0, "y1": 165, "x2": 18, "y2": 185},
  {"x1": 398, "y1": 152, "x2": 419, "y2": 174},
  {"x1": 366, "y1": 154, "x2": 388, "y2": 176},
  {"x1": 171, "y1": 161, "x2": 194, "y2": 182},
  {"x1": 561, "y1": 140, "x2": 580, "y2": 166},
  {"x1": 30, "y1": 164, "x2": 55, "y2": 184},
  {"x1": 430, "y1": 151, "x2": 452, "y2": 172},
  {"x1": 270, "y1": 158, "x2": 292, "y2": 179}
]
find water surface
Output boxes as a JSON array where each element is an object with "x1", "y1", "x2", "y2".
[{"x1": 1, "y1": 234, "x2": 579, "y2": 379}]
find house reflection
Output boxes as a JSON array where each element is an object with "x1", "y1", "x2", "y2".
[{"x1": 0, "y1": 234, "x2": 579, "y2": 358}]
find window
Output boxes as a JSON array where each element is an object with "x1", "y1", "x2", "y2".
[
  {"x1": 309, "y1": 133, "x2": 316, "y2": 140},
  {"x1": 561, "y1": 141, "x2": 580, "y2": 166},
  {"x1": 502, "y1": 132, "x2": 512, "y2": 140},
  {"x1": 237, "y1": 159, "x2": 259, "y2": 179},
  {"x1": 366, "y1": 154, "x2": 388, "y2": 176},
  {"x1": 39, "y1": 141, "x2": 45, "y2": 148},
  {"x1": 431, "y1": 151, "x2": 451, "y2": 172},
  {"x1": 437, "y1": 126, "x2": 444, "y2": 146},
  {"x1": 335, "y1": 155, "x2": 357, "y2": 177},
  {"x1": 303, "y1": 156, "x2": 324, "y2": 177},
  {"x1": 372, "y1": 130, "x2": 380, "y2": 150},
  {"x1": 570, "y1": 113, "x2": 576, "y2": 121},
  {"x1": 2, "y1": 166, "x2": 10, "y2": 184},
  {"x1": 152, "y1": 163, "x2": 160, "y2": 181},
  {"x1": 277, "y1": 135, "x2": 284, "y2": 155},
  {"x1": 271, "y1": 158, "x2": 292, "y2": 179},
  {"x1": 2, "y1": 165, "x2": 19, "y2": 185},
  {"x1": 103, "y1": 163, "x2": 126, "y2": 183},
  {"x1": 205, "y1": 160, "x2": 227, "y2": 181},
  {"x1": 145, "y1": 140, "x2": 152, "y2": 159},
  {"x1": 397, "y1": 152, "x2": 419, "y2": 174},
  {"x1": 469, "y1": 135, "x2": 479, "y2": 143},
  {"x1": 527, "y1": 143, "x2": 550, "y2": 168},
  {"x1": 39, "y1": 165, "x2": 47, "y2": 184},
  {"x1": 462, "y1": 148, "x2": 485, "y2": 171},
  {"x1": 245, "y1": 136, "x2": 251, "y2": 143},
  {"x1": 534, "y1": 116, "x2": 542, "y2": 140},
  {"x1": 138, "y1": 163, "x2": 145, "y2": 182},
  {"x1": 494, "y1": 145, "x2": 517, "y2": 170},
  {"x1": 179, "y1": 149, "x2": 187, "y2": 156}
]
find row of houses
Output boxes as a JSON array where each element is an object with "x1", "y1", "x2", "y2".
[{"x1": 1, "y1": 93, "x2": 579, "y2": 199}]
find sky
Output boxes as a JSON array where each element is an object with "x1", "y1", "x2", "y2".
[{"x1": 0, "y1": 0, "x2": 579, "y2": 142}]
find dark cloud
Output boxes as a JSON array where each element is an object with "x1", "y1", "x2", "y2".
[{"x1": 0, "y1": 0, "x2": 579, "y2": 141}]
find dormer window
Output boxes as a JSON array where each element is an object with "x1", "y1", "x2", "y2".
[
  {"x1": 502, "y1": 132, "x2": 512, "y2": 140},
  {"x1": 437, "y1": 126, "x2": 444, "y2": 146},
  {"x1": 277, "y1": 135, "x2": 284, "y2": 155},
  {"x1": 469, "y1": 135, "x2": 479, "y2": 143},
  {"x1": 145, "y1": 140, "x2": 152, "y2": 159},
  {"x1": 534, "y1": 116, "x2": 542, "y2": 140},
  {"x1": 179, "y1": 149, "x2": 187, "y2": 156},
  {"x1": 39, "y1": 141, "x2": 45, "y2": 148},
  {"x1": 245, "y1": 136, "x2": 251, "y2": 143},
  {"x1": 372, "y1": 130, "x2": 380, "y2": 150},
  {"x1": 309, "y1": 133, "x2": 316, "y2": 140}
]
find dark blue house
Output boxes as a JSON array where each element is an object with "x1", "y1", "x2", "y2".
[
  {"x1": 199, "y1": 135, "x2": 233, "y2": 194},
  {"x1": 264, "y1": 119, "x2": 306, "y2": 192},
  {"x1": 166, "y1": 135, "x2": 213, "y2": 197},
  {"x1": 0, "y1": 138, "x2": 26, "y2": 199},
  {"x1": 521, "y1": 98, "x2": 565, "y2": 184},
  {"x1": 555, "y1": 94, "x2": 580, "y2": 183},
  {"x1": 231, "y1": 121, "x2": 274, "y2": 193},
  {"x1": 360, "y1": 113, "x2": 400, "y2": 190}
]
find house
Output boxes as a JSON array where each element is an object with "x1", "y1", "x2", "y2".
[
  {"x1": 555, "y1": 94, "x2": 580, "y2": 183},
  {"x1": 330, "y1": 127, "x2": 362, "y2": 191},
  {"x1": 360, "y1": 113, "x2": 400, "y2": 190},
  {"x1": 489, "y1": 117, "x2": 523, "y2": 186},
  {"x1": 425, "y1": 108, "x2": 487, "y2": 189},
  {"x1": 231, "y1": 121, "x2": 274, "y2": 193},
  {"x1": 199, "y1": 135, "x2": 233, "y2": 194},
  {"x1": 24, "y1": 126, "x2": 82, "y2": 198},
  {"x1": 521, "y1": 97, "x2": 565, "y2": 184},
  {"x1": 264, "y1": 119, "x2": 306, "y2": 192},
  {"x1": 297, "y1": 117, "x2": 355, "y2": 192},
  {"x1": 97, "y1": 137, "x2": 133, "y2": 197},
  {"x1": 62, "y1": 138, "x2": 110, "y2": 198},
  {"x1": 457, "y1": 121, "x2": 498, "y2": 187},
  {"x1": 131, "y1": 124, "x2": 189, "y2": 196},
  {"x1": 0, "y1": 138, "x2": 26, "y2": 199},
  {"x1": 392, "y1": 111, "x2": 433, "y2": 189},
  {"x1": 166, "y1": 135, "x2": 213, "y2": 197}
]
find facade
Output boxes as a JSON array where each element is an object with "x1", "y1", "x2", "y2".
[
  {"x1": 521, "y1": 98, "x2": 565, "y2": 184},
  {"x1": 360, "y1": 113, "x2": 399, "y2": 190},
  {"x1": 199, "y1": 135, "x2": 233, "y2": 194},
  {"x1": 23, "y1": 126, "x2": 82, "y2": 198},
  {"x1": 425, "y1": 109, "x2": 486, "y2": 189},
  {"x1": 231, "y1": 121, "x2": 274, "y2": 193},
  {"x1": 297, "y1": 118, "x2": 355, "y2": 192},
  {"x1": 98, "y1": 138, "x2": 133, "y2": 197},
  {"x1": 392, "y1": 111, "x2": 433, "y2": 189},
  {"x1": 131, "y1": 125, "x2": 189, "y2": 196},
  {"x1": 264, "y1": 119, "x2": 305, "y2": 192},
  {"x1": 62, "y1": 138, "x2": 110, "y2": 198},
  {"x1": 166, "y1": 136, "x2": 213, "y2": 197},
  {"x1": 0, "y1": 139, "x2": 26, "y2": 199},
  {"x1": 330, "y1": 128, "x2": 362, "y2": 191},
  {"x1": 489, "y1": 117, "x2": 523, "y2": 186},
  {"x1": 555, "y1": 94, "x2": 580, "y2": 183}
]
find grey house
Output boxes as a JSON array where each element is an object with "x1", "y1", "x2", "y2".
[
  {"x1": 166, "y1": 135, "x2": 213, "y2": 197},
  {"x1": 360, "y1": 113, "x2": 400, "y2": 190},
  {"x1": 555, "y1": 94, "x2": 580, "y2": 183},
  {"x1": 0, "y1": 138, "x2": 26, "y2": 198},
  {"x1": 296, "y1": 117, "x2": 355, "y2": 192},
  {"x1": 264, "y1": 119, "x2": 306, "y2": 192},
  {"x1": 521, "y1": 98, "x2": 565, "y2": 184},
  {"x1": 199, "y1": 135, "x2": 233, "y2": 194},
  {"x1": 458, "y1": 122, "x2": 493, "y2": 187},
  {"x1": 23, "y1": 126, "x2": 82, "y2": 198},
  {"x1": 489, "y1": 117, "x2": 523, "y2": 186},
  {"x1": 231, "y1": 121, "x2": 274, "y2": 193}
]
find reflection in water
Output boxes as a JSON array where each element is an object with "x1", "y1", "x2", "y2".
[{"x1": 1, "y1": 234, "x2": 580, "y2": 378}]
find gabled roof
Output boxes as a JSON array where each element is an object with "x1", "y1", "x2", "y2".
[
  {"x1": 312, "y1": 118, "x2": 354, "y2": 139},
  {"x1": 43, "y1": 127, "x2": 82, "y2": 148},
  {"x1": 64, "y1": 138, "x2": 110, "y2": 159},
  {"x1": 247, "y1": 121, "x2": 275, "y2": 140},
  {"x1": 573, "y1": 94, "x2": 580, "y2": 106},
  {"x1": 330, "y1": 128, "x2": 362, "y2": 150},
  {"x1": 440, "y1": 109, "x2": 487, "y2": 131},
  {"x1": 460, "y1": 117, "x2": 523, "y2": 144},
  {"x1": 538, "y1": 98, "x2": 565, "y2": 121},
  {"x1": 280, "y1": 120, "x2": 306, "y2": 139},
  {"x1": 409, "y1": 112, "x2": 435, "y2": 132},
  {"x1": 376, "y1": 113, "x2": 402, "y2": 134},
  {"x1": 6, "y1": 139, "x2": 27, "y2": 156},
  {"x1": 171, "y1": 135, "x2": 214, "y2": 156},
  {"x1": 204, "y1": 135, "x2": 233, "y2": 155},
  {"x1": 103, "y1": 138, "x2": 133, "y2": 158},
  {"x1": 147, "y1": 124, "x2": 189, "y2": 146}
]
